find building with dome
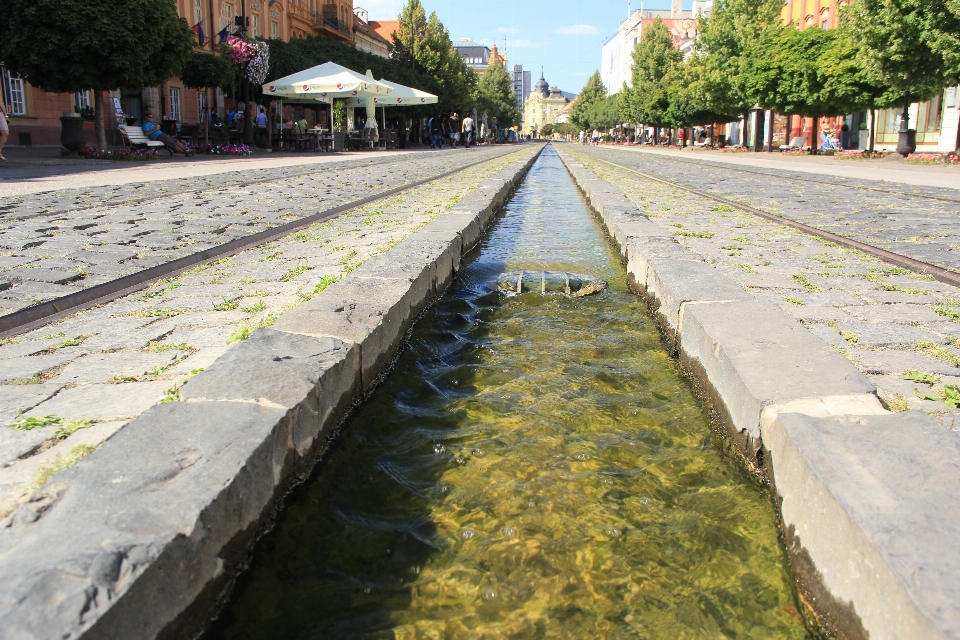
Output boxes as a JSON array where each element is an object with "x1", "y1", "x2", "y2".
[{"x1": 522, "y1": 73, "x2": 570, "y2": 136}]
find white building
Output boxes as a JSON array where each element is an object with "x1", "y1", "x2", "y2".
[{"x1": 601, "y1": 1, "x2": 711, "y2": 96}]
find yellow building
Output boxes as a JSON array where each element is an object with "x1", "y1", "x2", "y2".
[{"x1": 522, "y1": 75, "x2": 569, "y2": 136}]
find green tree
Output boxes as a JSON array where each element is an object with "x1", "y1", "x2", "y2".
[
  {"x1": 0, "y1": 0, "x2": 195, "y2": 150},
  {"x1": 181, "y1": 52, "x2": 232, "y2": 143},
  {"x1": 692, "y1": 0, "x2": 782, "y2": 121},
  {"x1": 845, "y1": 0, "x2": 954, "y2": 143},
  {"x1": 587, "y1": 94, "x2": 621, "y2": 130},
  {"x1": 627, "y1": 17, "x2": 681, "y2": 141},
  {"x1": 540, "y1": 123, "x2": 555, "y2": 137},
  {"x1": 570, "y1": 71, "x2": 606, "y2": 130},
  {"x1": 474, "y1": 62, "x2": 520, "y2": 127},
  {"x1": 391, "y1": 0, "x2": 476, "y2": 113}
]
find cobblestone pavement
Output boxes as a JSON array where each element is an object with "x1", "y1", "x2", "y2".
[
  {"x1": 0, "y1": 146, "x2": 538, "y2": 519},
  {"x1": 578, "y1": 145, "x2": 960, "y2": 273},
  {"x1": 567, "y1": 145, "x2": 960, "y2": 427},
  {"x1": 0, "y1": 148, "x2": 515, "y2": 317}
]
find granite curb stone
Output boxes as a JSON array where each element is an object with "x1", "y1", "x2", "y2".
[{"x1": 0, "y1": 145, "x2": 544, "y2": 640}]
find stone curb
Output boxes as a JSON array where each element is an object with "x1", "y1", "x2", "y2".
[
  {"x1": 0, "y1": 146, "x2": 544, "y2": 640},
  {"x1": 555, "y1": 146, "x2": 960, "y2": 640}
]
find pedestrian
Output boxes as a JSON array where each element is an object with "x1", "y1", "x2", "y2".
[
  {"x1": 462, "y1": 113, "x2": 475, "y2": 149},
  {"x1": 141, "y1": 113, "x2": 192, "y2": 156},
  {"x1": 255, "y1": 107, "x2": 267, "y2": 132},
  {"x1": 448, "y1": 112, "x2": 461, "y2": 149},
  {"x1": 0, "y1": 90, "x2": 8, "y2": 161},
  {"x1": 430, "y1": 114, "x2": 443, "y2": 149},
  {"x1": 210, "y1": 111, "x2": 223, "y2": 131},
  {"x1": 227, "y1": 109, "x2": 236, "y2": 126}
]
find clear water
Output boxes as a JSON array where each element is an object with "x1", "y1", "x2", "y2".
[{"x1": 205, "y1": 146, "x2": 809, "y2": 639}]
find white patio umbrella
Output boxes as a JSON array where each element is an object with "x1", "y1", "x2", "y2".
[
  {"x1": 363, "y1": 70, "x2": 378, "y2": 144},
  {"x1": 343, "y1": 78, "x2": 438, "y2": 145},
  {"x1": 263, "y1": 62, "x2": 394, "y2": 134}
]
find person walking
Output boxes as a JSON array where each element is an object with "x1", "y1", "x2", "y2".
[
  {"x1": 255, "y1": 107, "x2": 268, "y2": 133},
  {"x1": 0, "y1": 91, "x2": 8, "y2": 161},
  {"x1": 448, "y1": 112, "x2": 461, "y2": 149},
  {"x1": 462, "y1": 113, "x2": 475, "y2": 149},
  {"x1": 429, "y1": 114, "x2": 443, "y2": 149}
]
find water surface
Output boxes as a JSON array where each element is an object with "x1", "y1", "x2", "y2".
[{"x1": 206, "y1": 146, "x2": 808, "y2": 639}]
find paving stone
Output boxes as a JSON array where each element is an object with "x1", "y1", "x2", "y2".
[
  {"x1": 849, "y1": 348, "x2": 960, "y2": 377},
  {"x1": 0, "y1": 426, "x2": 56, "y2": 470},
  {"x1": 164, "y1": 347, "x2": 231, "y2": 376},
  {"x1": 158, "y1": 326, "x2": 236, "y2": 349},
  {"x1": 0, "y1": 353, "x2": 78, "y2": 384},
  {"x1": 53, "y1": 352, "x2": 182, "y2": 385},
  {"x1": 842, "y1": 304, "x2": 945, "y2": 324},
  {"x1": 23, "y1": 380, "x2": 171, "y2": 422},
  {"x1": 2, "y1": 268, "x2": 84, "y2": 285},
  {"x1": 0, "y1": 383, "x2": 64, "y2": 426},
  {"x1": 833, "y1": 319, "x2": 939, "y2": 347}
]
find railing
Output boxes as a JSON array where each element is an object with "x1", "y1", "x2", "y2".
[{"x1": 309, "y1": 11, "x2": 350, "y2": 35}]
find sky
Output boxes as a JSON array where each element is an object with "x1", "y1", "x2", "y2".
[{"x1": 359, "y1": 0, "x2": 689, "y2": 96}]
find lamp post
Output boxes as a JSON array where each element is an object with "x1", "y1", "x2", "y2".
[
  {"x1": 240, "y1": 0, "x2": 253, "y2": 146},
  {"x1": 896, "y1": 91, "x2": 916, "y2": 157}
]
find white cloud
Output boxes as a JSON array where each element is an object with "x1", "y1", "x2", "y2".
[
  {"x1": 497, "y1": 26, "x2": 520, "y2": 34},
  {"x1": 357, "y1": 0, "x2": 404, "y2": 20},
  {"x1": 508, "y1": 39, "x2": 550, "y2": 48},
  {"x1": 555, "y1": 24, "x2": 598, "y2": 36}
]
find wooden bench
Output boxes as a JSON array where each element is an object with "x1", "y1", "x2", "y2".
[{"x1": 118, "y1": 126, "x2": 172, "y2": 155}]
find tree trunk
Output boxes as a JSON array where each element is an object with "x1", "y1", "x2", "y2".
[
  {"x1": 767, "y1": 110, "x2": 775, "y2": 152},
  {"x1": 869, "y1": 109, "x2": 876, "y2": 152},
  {"x1": 205, "y1": 88, "x2": 211, "y2": 146},
  {"x1": 811, "y1": 117, "x2": 818, "y2": 155},
  {"x1": 94, "y1": 90, "x2": 108, "y2": 151}
]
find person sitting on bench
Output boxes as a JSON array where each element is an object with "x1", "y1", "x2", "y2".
[{"x1": 142, "y1": 113, "x2": 191, "y2": 155}]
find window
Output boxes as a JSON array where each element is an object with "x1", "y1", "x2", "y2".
[
  {"x1": 74, "y1": 90, "x2": 91, "y2": 110},
  {"x1": 225, "y1": 3, "x2": 234, "y2": 30},
  {"x1": 170, "y1": 87, "x2": 182, "y2": 122},
  {"x1": 1, "y1": 68, "x2": 26, "y2": 115},
  {"x1": 272, "y1": 21, "x2": 279, "y2": 37},
  {"x1": 194, "y1": 0, "x2": 203, "y2": 25},
  {"x1": 198, "y1": 90, "x2": 207, "y2": 123},
  {"x1": 821, "y1": 20, "x2": 828, "y2": 28},
  {"x1": 252, "y1": 14, "x2": 259, "y2": 37}
]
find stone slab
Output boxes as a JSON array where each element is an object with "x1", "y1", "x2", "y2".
[
  {"x1": 53, "y1": 352, "x2": 182, "y2": 385},
  {"x1": 842, "y1": 304, "x2": 945, "y2": 324},
  {"x1": 0, "y1": 353, "x2": 78, "y2": 384},
  {"x1": 761, "y1": 410, "x2": 960, "y2": 640},
  {"x1": 23, "y1": 381, "x2": 171, "y2": 422}
]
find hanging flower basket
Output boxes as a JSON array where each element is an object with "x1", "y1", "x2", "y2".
[{"x1": 223, "y1": 37, "x2": 270, "y2": 85}]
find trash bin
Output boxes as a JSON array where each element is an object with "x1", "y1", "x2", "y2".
[{"x1": 59, "y1": 113, "x2": 86, "y2": 153}]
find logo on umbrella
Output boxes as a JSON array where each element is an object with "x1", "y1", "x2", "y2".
[
  {"x1": 269, "y1": 86, "x2": 276, "y2": 92},
  {"x1": 337, "y1": 83, "x2": 343, "y2": 90},
  {"x1": 398, "y1": 98, "x2": 403, "y2": 103},
  {"x1": 351, "y1": 90, "x2": 358, "y2": 96},
  {"x1": 302, "y1": 84, "x2": 309, "y2": 91},
  {"x1": 421, "y1": 98, "x2": 426, "y2": 103}
]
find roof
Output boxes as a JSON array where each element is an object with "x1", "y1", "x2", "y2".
[
  {"x1": 368, "y1": 20, "x2": 399, "y2": 43},
  {"x1": 354, "y1": 15, "x2": 391, "y2": 46},
  {"x1": 453, "y1": 38, "x2": 489, "y2": 49}
]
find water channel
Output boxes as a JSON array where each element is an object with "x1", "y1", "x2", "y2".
[{"x1": 205, "y1": 147, "x2": 809, "y2": 639}]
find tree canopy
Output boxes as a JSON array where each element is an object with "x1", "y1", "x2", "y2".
[
  {"x1": 0, "y1": 0, "x2": 195, "y2": 149},
  {"x1": 181, "y1": 52, "x2": 233, "y2": 91},
  {"x1": 625, "y1": 17, "x2": 681, "y2": 130},
  {"x1": 474, "y1": 62, "x2": 519, "y2": 127},
  {"x1": 570, "y1": 71, "x2": 607, "y2": 130}
]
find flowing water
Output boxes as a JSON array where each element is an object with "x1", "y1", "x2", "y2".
[{"x1": 205, "y1": 146, "x2": 809, "y2": 639}]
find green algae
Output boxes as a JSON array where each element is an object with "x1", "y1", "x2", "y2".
[{"x1": 205, "y1": 148, "x2": 808, "y2": 639}]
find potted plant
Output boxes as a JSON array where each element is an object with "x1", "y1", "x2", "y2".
[{"x1": 332, "y1": 100, "x2": 346, "y2": 152}]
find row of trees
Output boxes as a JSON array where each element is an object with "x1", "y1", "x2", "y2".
[
  {"x1": 570, "y1": 0, "x2": 960, "y2": 150},
  {"x1": 0, "y1": 0, "x2": 520, "y2": 150}
]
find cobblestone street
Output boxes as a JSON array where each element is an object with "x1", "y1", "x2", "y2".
[
  {"x1": 0, "y1": 146, "x2": 534, "y2": 517},
  {"x1": 569, "y1": 145, "x2": 960, "y2": 425}
]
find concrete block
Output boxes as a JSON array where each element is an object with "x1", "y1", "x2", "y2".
[
  {"x1": 680, "y1": 299, "x2": 876, "y2": 445},
  {"x1": 761, "y1": 410, "x2": 960, "y2": 640},
  {"x1": 0, "y1": 401, "x2": 290, "y2": 640},
  {"x1": 181, "y1": 329, "x2": 358, "y2": 456},
  {"x1": 272, "y1": 277, "x2": 411, "y2": 390}
]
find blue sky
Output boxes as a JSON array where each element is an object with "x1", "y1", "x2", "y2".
[{"x1": 360, "y1": 0, "x2": 685, "y2": 96}]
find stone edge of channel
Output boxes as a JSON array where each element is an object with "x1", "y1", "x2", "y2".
[
  {"x1": 554, "y1": 145, "x2": 960, "y2": 640},
  {"x1": 0, "y1": 145, "x2": 545, "y2": 640}
]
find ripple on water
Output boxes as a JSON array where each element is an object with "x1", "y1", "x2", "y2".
[{"x1": 204, "y1": 147, "x2": 809, "y2": 639}]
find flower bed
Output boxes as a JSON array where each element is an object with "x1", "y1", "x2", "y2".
[
  {"x1": 74, "y1": 146, "x2": 159, "y2": 161},
  {"x1": 190, "y1": 143, "x2": 253, "y2": 156},
  {"x1": 833, "y1": 150, "x2": 886, "y2": 160},
  {"x1": 906, "y1": 152, "x2": 960, "y2": 166}
]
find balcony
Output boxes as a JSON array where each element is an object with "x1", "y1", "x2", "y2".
[{"x1": 310, "y1": 11, "x2": 353, "y2": 43}]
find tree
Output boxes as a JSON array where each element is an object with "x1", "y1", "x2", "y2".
[
  {"x1": 474, "y1": 62, "x2": 520, "y2": 128},
  {"x1": 692, "y1": 0, "x2": 782, "y2": 120},
  {"x1": 627, "y1": 17, "x2": 681, "y2": 141},
  {"x1": 540, "y1": 123, "x2": 556, "y2": 137},
  {"x1": 181, "y1": 52, "x2": 232, "y2": 144},
  {"x1": 570, "y1": 71, "x2": 606, "y2": 130},
  {"x1": 587, "y1": 94, "x2": 621, "y2": 131},
  {"x1": 391, "y1": 0, "x2": 476, "y2": 113},
  {"x1": 845, "y1": 0, "x2": 954, "y2": 149},
  {"x1": 0, "y1": 0, "x2": 196, "y2": 150}
]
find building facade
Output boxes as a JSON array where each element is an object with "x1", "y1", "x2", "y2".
[
  {"x1": 352, "y1": 8, "x2": 390, "y2": 58},
  {"x1": 0, "y1": 0, "x2": 371, "y2": 148},
  {"x1": 453, "y1": 39, "x2": 491, "y2": 75},
  {"x1": 522, "y1": 75, "x2": 569, "y2": 136},
  {"x1": 512, "y1": 65, "x2": 530, "y2": 116}
]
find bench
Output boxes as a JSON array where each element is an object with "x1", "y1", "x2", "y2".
[
  {"x1": 779, "y1": 136, "x2": 807, "y2": 151},
  {"x1": 118, "y1": 126, "x2": 171, "y2": 155}
]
